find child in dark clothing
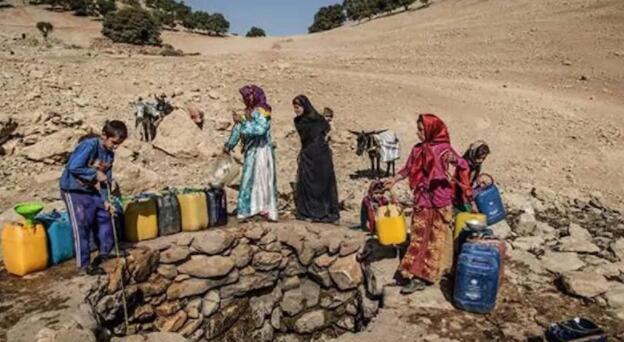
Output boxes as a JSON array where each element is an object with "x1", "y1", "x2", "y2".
[{"x1": 60, "y1": 120, "x2": 127, "y2": 275}]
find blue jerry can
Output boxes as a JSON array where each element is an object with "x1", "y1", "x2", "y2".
[
  {"x1": 36, "y1": 210, "x2": 75, "y2": 265},
  {"x1": 475, "y1": 184, "x2": 506, "y2": 225},
  {"x1": 453, "y1": 242, "x2": 501, "y2": 313}
]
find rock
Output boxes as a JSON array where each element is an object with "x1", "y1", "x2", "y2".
[
  {"x1": 167, "y1": 270, "x2": 239, "y2": 299},
  {"x1": 283, "y1": 255, "x2": 306, "y2": 277},
  {"x1": 512, "y1": 236, "x2": 545, "y2": 251},
  {"x1": 293, "y1": 310, "x2": 327, "y2": 334},
  {"x1": 320, "y1": 289, "x2": 356, "y2": 309},
  {"x1": 504, "y1": 192, "x2": 535, "y2": 214},
  {"x1": 230, "y1": 241, "x2": 254, "y2": 268},
  {"x1": 281, "y1": 287, "x2": 305, "y2": 316},
  {"x1": 185, "y1": 298, "x2": 202, "y2": 319},
  {"x1": 249, "y1": 285, "x2": 282, "y2": 328},
  {"x1": 202, "y1": 290, "x2": 221, "y2": 318},
  {"x1": 156, "y1": 310, "x2": 187, "y2": 332},
  {"x1": 541, "y1": 251, "x2": 585, "y2": 274},
  {"x1": 160, "y1": 246, "x2": 191, "y2": 264},
  {"x1": 219, "y1": 271, "x2": 278, "y2": 298},
  {"x1": 270, "y1": 307, "x2": 284, "y2": 331},
  {"x1": 157, "y1": 265, "x2": 178, "y2": 280},
  {"x1": 115, "y1": 159, "x2": 162, "y2": 194},
  {"x1": 359, "y1": 288, "x2": 380, "y2": 320},
  {"x1": 535, "y1": 222, "x2": 556, "y2": 239},
  {"x1": 21, "y1": 130, "x2": 75, "y2": 163},
  {"x1": 339, "y1": 240, "x2": 361, "y2": 257},
  {"x1": 96, "y1": 286, "x2": 139, "y2": 322},
  {"x1": 491, "y1": 220, "x2": 512, "y2": 239},
  {"x1": 179, "y1": 318, "x2": 203, "y2": 337},
  {"x1": 514, "y1": 212, "x2": 537, "y2": 236},
  {"x1": 250, "y1": 321, "x2": 274, "y2": 342},
  {"x1": 35, "y1": 327, "x2": 97, "y2": 342},
  {"x1": 336, "y1": 316, "x2": 356, "y2": 331},
  {"x1": 558, "y1": 223, "x2": 600, "y2": 253},
  {"x1": 152, "y1": 110, "x2": 204, "y2": 158},
  {"x1": 156, "y1": 301, "x2": 182, "y2": 316},
  {"x1": 329, "y1": 255, "x2": 363, "y2": 290},
  {"x1": 508, "y1": 249, "x2": 546, "y2": 274},
  {"x1": 252, "y1": 251, "x2": 283, "y2": 271},
  {"x1": 610, "y1": 239, "x2": 624, "y2": 261},
  {"x1": 192, "y1": 230, "x2": 235, "y2": 255},
  {"x1": 282, "y1": 276, "x2": 300, "y2": 290},
  {"x1": 178, "y1": 255, "x2": 235, "y2": 278},
  {"x1": 138, "y1": 276, "x2": 170, "y2": 297},
  {"x1": 314, "y1": 254, "x2": 337, "y2": 268},
  {"x1": 244, "y1": 225, "x2": 267, "y2": 241},
  {"x1": 300, "y1": 278, "x2": 321, "y2": 307},
  {"x1": 133, "y1": 304, "x2": 155, "y2": 323},
  {"x1": 604, "y1": 283, "x2": 624, "y2": 316},
  {"x1": 204, "y1": 300, "x2": 249, "y2": 340},
  {"x1": 560, "y1": 271, "x2": 610, "y2": 298},
  {"x1": 308, "y1": 264, "x2": 333, "y2": 288},
  {"x1": 35, "y1": 170, "x2": 59, "y2": 184},
  {"x1": 129, "y1": 248, "x2": 160, "y2": 282},
  {"x1": 531, "y1": 187, "x2": 558, "y2": 204}
]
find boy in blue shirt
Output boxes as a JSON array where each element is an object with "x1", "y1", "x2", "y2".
[{"x1": 60, "y1": 120, "x2": 127, "y2": 275}]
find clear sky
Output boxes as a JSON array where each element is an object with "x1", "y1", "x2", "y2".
[{"x1": 186, "y1": 0, "x2": 341, "y2": 36}]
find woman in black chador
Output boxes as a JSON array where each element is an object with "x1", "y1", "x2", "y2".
[{"x1": 292, "y1": 95, "x2": 340, "y2": 223}]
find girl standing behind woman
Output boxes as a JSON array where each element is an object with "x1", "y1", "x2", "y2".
[
  {"x1": 386, "y1": 113, "x2": 471, "y2": 294},
  {"x1": 224, "y1": 85, "x2": 278, "y2": 222},
  {"x1": 454, "y1": 140, "x2": 491, "y2": 212},
  {"x1": 293, "y1": 95, "x2": 340, "y2": 223}
]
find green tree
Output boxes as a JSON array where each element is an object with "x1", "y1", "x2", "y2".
[
  {"x1": 95, "y1": 0, "x2": 116, "y2": 16},
  {"x1": 68, "y1": 0, "x2": 95, "y2": 16},
  {"x1": 207, "y1": 13, "x2": 229, "y2": 35},
  {"x1": 246, "y1": 26, "x2": 266, "y2": 37},
  {"x1": 102, "y1": 7, "x2": 162, "y2": 45},
  {"x1": 309, "y1": 4, "x2": 346, "y2": 33},
  {"x1": 392, "y1": 0, "x2": 416, "y2": 11},
  {"x1": 36, "y1": 21, "x2": 54, "y2": 40}
]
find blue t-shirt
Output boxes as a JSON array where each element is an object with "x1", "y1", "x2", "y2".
[{"x1": 59, "y1": 138, "x2": 114, "y2": 198}]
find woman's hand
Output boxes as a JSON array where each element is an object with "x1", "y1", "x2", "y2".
[
  {"x1": 383, "y1": 178, "x2": 397, "y2": 191},
  {"x1": 232, "y1": 112, "x2": 243, "y2": 123}
]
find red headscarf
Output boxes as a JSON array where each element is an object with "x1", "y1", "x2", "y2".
[{"x1": 407, "y1": 113, "x2": 451, "y2": 190}]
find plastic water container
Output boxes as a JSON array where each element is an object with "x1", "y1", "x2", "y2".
[
  {"x1": 124, "y1": 196, "x2": 158, "y2": 242},
  {"x1": 454, "y1": 242, "x2": 501, "y2": 313},
  {"x1": 2, "y1": 222, "x2": 49, "y2": 276},
  {"x1": 375, "y1": 204, "x2": 407, "y2": 246},
  {"x1": 475, "y1": 184, "x2": 506, "y2": 225},
  {"x1": 36, "y1": 211, "x2": 75, "y2": 265},
  {"x1": 177, "y1": 191, "x2": 209, "y2": 232},
  {"x1": 155, "y1": 192, "x2": 182, "y2": 236},
  {"x1": 205, "y1": 188, "x2": 227, "y2": 227}
]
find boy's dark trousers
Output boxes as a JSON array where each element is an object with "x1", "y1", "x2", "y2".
[{"x1": 61, "y1": 191, "x2": 113, "y2": 268}]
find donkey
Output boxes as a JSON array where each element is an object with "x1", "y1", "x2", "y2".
[
  {"x1": 132, "y1": 94, "x2": 175, "y2": 142},
  {"x1": 349, "y1": 130, "x2": 400, "y2": 178}
]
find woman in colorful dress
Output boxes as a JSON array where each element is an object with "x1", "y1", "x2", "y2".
[
  {"x1": 224, "y1": 85, "x2": 278, "y2": 222},
  {"x1": 385, "y1": 113, "x2": 472, "y2": 294},
  {"x1": 292, "y1": 95, "x2": 340, "y2": 223}
]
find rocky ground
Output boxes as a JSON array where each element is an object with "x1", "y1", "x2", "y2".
[{"x1": 1, "y1": 0, "x2": 624, "y2": 341}]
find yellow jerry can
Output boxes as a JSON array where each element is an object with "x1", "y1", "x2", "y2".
[
  {"x1": 2, "y1": 222, "x2": 49, "y2": 277},
  {"x1": 375, "y1": 204, "x2": 407, "y2": 246},
  {"x1": 454, "y1": 212, "x2": 487, "y2": 239},
  {"x1": 176, "y1": 192, "x2": 209, "y2": 232},
  {"x1": 124, "y1": 197, "x2": 159, "y2": 242}
]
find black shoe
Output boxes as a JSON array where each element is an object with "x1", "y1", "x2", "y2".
[
  {"x1": 400, "y1": 278, "x2": 427, "y2": 294},
  {"x1": 86, "y1": 265, "x2": 106, "y2": 276}
]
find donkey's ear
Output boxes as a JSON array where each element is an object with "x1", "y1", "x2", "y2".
[{"x1": 348, "y1": 130, "x2": 360, "y2": 135}]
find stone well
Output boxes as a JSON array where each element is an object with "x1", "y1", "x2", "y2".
[{"x1": 87, "y1": 223, "x2": 383, "y2": 341}]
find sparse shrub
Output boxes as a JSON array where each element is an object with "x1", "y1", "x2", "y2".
[
  {"x1": 95, "y1": 0, "x2": 116, "y2": 16},
  {"x1": 36, "y1": 21, "x2": 54, "y2": 40},
  {"x1": 246, "y1": 26, "x2": 266, "y2": 38},
  {"x1": 102, "y1": 7, "x2": 162, "y2": 45}
]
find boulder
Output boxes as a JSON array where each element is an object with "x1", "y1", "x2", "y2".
[
  {"x1": 512, "y1": 236, "x2": 545, "y2": 251},
  {"x1": 115, "y1": 159, "x2": 162, "y2": 194},
  {"x1": 604, "y1": 283, "x2": 624, "y2": 317},
  {"x1": 156, "y1": 310, "x2": 188, "y2": 333},
  {"x1": 192, "y1": 230, "x2": 235, "y2": 255},
  {"x1": 204, "y1": 300, "x2": 249, "y2": 340},
  {"x1": 152, "y1": 110, "x2": 204, "y2": 159},
  {"x1": 308, "y1": 264, "x2": 333, "y2": 288},
  {"x1": 314, "y1": 254, "x2": 338, "y2": 268},
  {"x1": 504, "y1": 192, "x2": 535, "y2": 215},
  {"x1": 156, "y1": 301, "x2": 182, "y2": 316},
  {"x1": 320, "y1": 289, "x2": 356, "y2": 309},
  {"x1": 339, "y1": 240, "x2": 361, "y2": 257},
  {"x1": 281, "y1": 287, "x2": 305, "y2": 317},
  {"x1": 160, "y1": 246, "x2": 191, "y2": 264},
  {"x1": 329, "y1": 255, "x2": 364, "y2": 290},
  {"x1": 252, "y1": 251, "x2": 283, "y2": 271},
  {"x1": 129, "y1": 248, "x2": 160, "y2": 283},
  {"x1": 249, "y1": 285, "x2": 282, "y2": 328},
  {"x1": 611, "y1": 238, "x2": 624, "y2": 261},
  {"x1": 157, "y1": 265, "x2": 178, "y2": 280},
  {"x1": 541, "y1": 251, "x2": 585, "y2": 274},
  {"x1": 560, "y1": 271, "x2": 610, "y2": 299},
  {"x1": 21, "y1": 129, "x2": 75, "y2": 163},
  {"x1": 293, "y1": 310, "x2": 327, "y2": 334},
  {"x1": 167, "y1": 270, "x2": 239, "y2": 299},
  {"x1": 185, "y1": 298, "x2": 203, "y2": 319},
  {"x1": 202, "y1": 290, "x2": 221, "y2": 318},
  {"x1": 491, "y1": 220, "x2": 512, "y2": 240},
  {"x1": 230, "y1": 241, "x2": 254, "y2": 268},
  {"x1": 250, "y1": 321, "x2": 274, "y2": 342},
  {"x1": 138, "y1": 276, "x2": 170, "y2": 297},
  {"x1": 219, "y1": 271, "x2": 278, "y2": 299},
  {"x1": 178, "y1": 255, "x2": 235, "y2": 278},
  {"x1": 179, "y1": 318, "x2": 203, "y2": 338},
  {"x1": 514, "y1": 213, "x2": 538, "y2": 236}
]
